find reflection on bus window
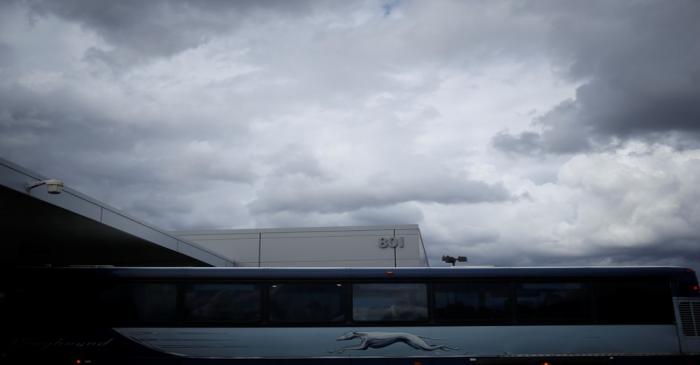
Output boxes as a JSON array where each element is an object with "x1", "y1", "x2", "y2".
[
  {"x1": 595, "y1": 280, "x2": 673, "y2": 324},
  {"x1": 0, "y1": 289, "x2": 7, "y2": 323},
  {"x1": 269, "y1": 283, "x2": 344, "y2": 323},
  {"x1": 353, "y1": 283, "x2": 427, "y2": 322},
  {"x1": 434, "y1": 282, "x2": 511, "y2": 323},
  {"x1": 133, "y1": 284, "x2": 177, "y2": 322},
  {"x1": 516, "y1": 282, "x2": 589, "y2": 323},
  {"x1": 101, "y1": 283, "x2": 177, "y2": 324},
  {"x1": 185, "y1": 284, "x2": 260, "y2": 323}
]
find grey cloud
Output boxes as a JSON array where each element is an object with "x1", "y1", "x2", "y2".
[
  {"x1": 589, "y1": 242, "x2": 700, "y2": 268},
  {"x1": 262, "y1": 145, "x2": 329, "y2": 180},
  {"x1": 494, "y1": 0, "x2": 700, "y2": 155},
  {"x1": 23, "y1": 0, "x2": 313, "y2": 66},
  {"x1": 248, "y1": 174, "x2": 512, "y2": 215},
  {"x1": 428, "y1": 232, "x2": 700, "y2": 270},
  {"x1": 0, "y1": 87, "x2": 137, "y2": 160},
  {"x1": 0, "y1": 42, "x2": 12, "y2": 67},
  {"x1": 347, "y1": 204, "x2": 425, "y2": 227},
  {"x1": 0, "y1": 81, "x2": 257, "y2": 226},
  {"x1": 493, "y1": 101, "x2": 595, "y2": 155},
  {"x1": 248, "y1": 204, "x2": 425, "y2": 231},
  {"x1": 492, "y1": 131, "x2": 546, "y2": 156},
  {"x1": 3, "y1": 0, "x2": 700, "y2": 272},
  {"x1": 506, "y1": 242, "x2": 700, "y2": 272}
]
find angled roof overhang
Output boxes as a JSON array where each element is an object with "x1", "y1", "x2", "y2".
[{"x1": 0, "y1": 158, "x2": 235, "y2": 267}]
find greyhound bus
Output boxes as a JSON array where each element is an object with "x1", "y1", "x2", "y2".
[{"x1": 1, "y1": 266, "x2": 700, "y2": 364}]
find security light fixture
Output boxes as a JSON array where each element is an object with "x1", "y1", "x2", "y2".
[
  {"x1": 442, "y1": 255, "x2": 467, "y2": 266},
  {"x1": 25, "y1": 179, "x2": 64, "y2": 194}
]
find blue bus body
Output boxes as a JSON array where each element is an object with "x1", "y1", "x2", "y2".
[{"x1": 2, "y1": 266, "x2": 700, "y2": 364}]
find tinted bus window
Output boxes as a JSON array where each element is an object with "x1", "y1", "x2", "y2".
[
  {"x1": 0, "y1": 285, "x2": 9, "y2": 323},
  {"x1": 434, "y1": 283, "x2": 511, "y2": 323},
  {"x1": 0, "y1": 289, "x2": 6, "y2": 314},
  {"x1": 11, "y1": 281, "x2": 102, "y2": 327},
  {"x1": 101, "y1": 283, "x2": 177, "y2": 324},
  {"x1": 516, "y1": 282, "x2": 590, "y2": 323},
  {"x1": 353, "y1": 283, "x2": 427, "y2": 322},
  {"x1": 185, "y1": 284, "x2": 260, "y2": 323},
  {"x1": 595, "y1": 280, "x2": 673, "y2": 324},
  {"x1": 269, "y1": 283, "x2": 344, "y2": 323}
]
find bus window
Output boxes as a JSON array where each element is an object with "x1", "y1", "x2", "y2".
[
  {"x1": 10, "y1": 281, "x2": 101, "y2": 327},
  {"x1": 434, "y1": 282, "x2": 511, "y2": 323},
  {"x1": 184, "y1": 283, "x2": 260, "y2": 323},
  {"x1": 0, "y1": 288, "x2": 6, "y2": 308},
  {"x1": 516, "y1": 282, "x2": 590, "y2": 324},
  {"x1": 101, "y1": 283, "x2": 177, "y2": 324},
  {"x1": 0, "y1": 287, "x2": 8, "y2": 325},
  {"x1": 595, "y1": 280, "x2": 673, "y2": 324},
  {"x1": 268, "y1": 283, "x2": 344, "y2": 323},
  {"x1": 353, "y1": 283, "x2": 427, "y2": 322}
]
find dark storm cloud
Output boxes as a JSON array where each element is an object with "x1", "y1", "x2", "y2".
[
  {"x1": 429, "y1": 235, "x2": 700, "y2": 270},
  {"x1": 22, "y1": 0, "x2": 312, "y2": 65},
  {"x1": 0, "y1": 80, "x2": 257, "y2": 225},
  {"x1": 0, "y1": 85, "x2": 133, "y2": 153},
  {"x1": 493, "y1": 101, "x2": 595, "y2": 155},
  {"x1": 0, "y1": 42, "x2": 12, "y2": 67},
  {"x1": 494, "y1": 0, "x2": 700, "y2": 155},
  {"x1": 513, "y1": 241, "x2": 700, "y2": 271}
]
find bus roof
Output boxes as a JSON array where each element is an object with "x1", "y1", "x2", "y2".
[{"x1": 18, "y1": 266, "x2": 696, "y2": 281}]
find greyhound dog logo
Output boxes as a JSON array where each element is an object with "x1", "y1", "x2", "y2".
[{"x1": 331, "y1": 331, "x2": 458, "y2": 353}]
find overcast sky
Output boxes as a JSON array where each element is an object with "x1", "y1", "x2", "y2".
[{"x1": 1, "y1": 0, "x2": 699, "y2": 267}]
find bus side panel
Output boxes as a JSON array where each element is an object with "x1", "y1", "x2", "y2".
[{"x1": 115, "y1": 325, "x2": 679, "y2": 359}]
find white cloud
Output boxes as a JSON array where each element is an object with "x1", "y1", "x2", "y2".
[
  {"x1": 556, "y1": 144, "x2": 700, "y2": 250},
  {"x1": 425, "y1": 144, "x2": 700, "y2": 267}
]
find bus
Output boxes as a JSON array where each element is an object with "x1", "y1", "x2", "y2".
[{"x1": 1, "y1": 266, "x2": 700, "y2": 364}]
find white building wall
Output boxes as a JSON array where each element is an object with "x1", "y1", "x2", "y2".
[{"x1": 172, "y1": 224, "x2": 428, "y2": 267}]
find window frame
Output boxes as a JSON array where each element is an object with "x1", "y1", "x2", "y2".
[
  {"x1": 513, "y1": 280, "x2": 594, "y2": 325},
  {"x1": 591, "y1": 278, "x2": 674, "y2": 325},
  {"x1": 85, "y1": 275, "x2": 676, "y2": 328},
  {"x1": 182, "y1": 282, "x2": 262, "y2": 325},
  {"x1": 432, "y1": 280, "x2": 515, "y2": 325},
  {"x1": 99, "y1": 279, "x2": 180, "y2": 327},
  {"x1": 351, "y1": 282, "x2": 430, "y2": 324},
  {"x1": 265, "y1": 281, "x2": 349, "y2": 325}
]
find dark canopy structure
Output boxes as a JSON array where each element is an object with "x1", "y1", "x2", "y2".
[{"x1": 0, "y1": 158, "x2": 234, "y2": 267}]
